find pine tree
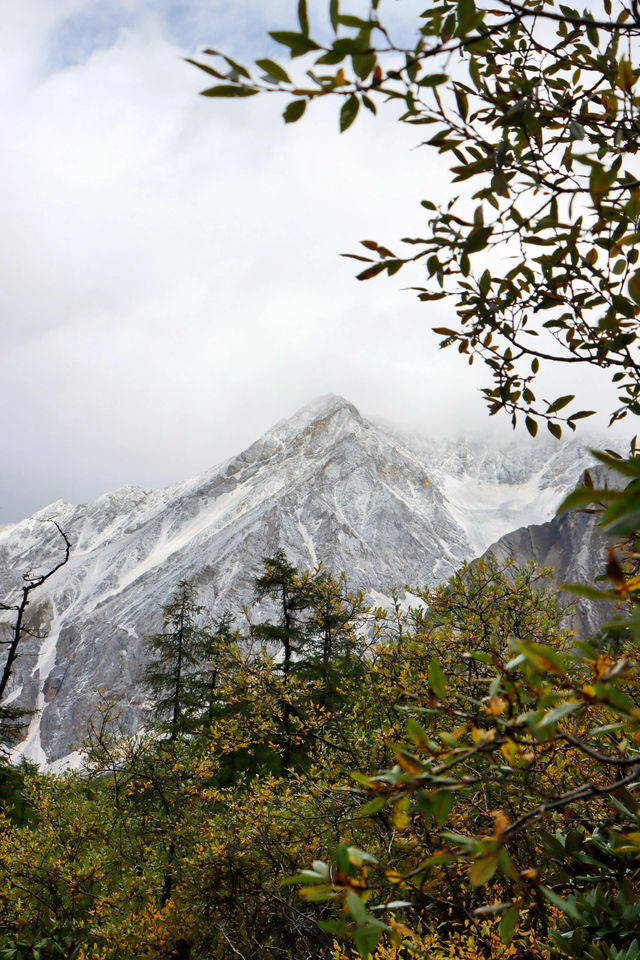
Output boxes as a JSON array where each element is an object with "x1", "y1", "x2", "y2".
[
  {"x1": 253, "y1": 551, "x2": 311, "y2": 772},
  {"x1": 144, "y1": 582, "x2": 229, "y2": 740},
  {"x1": 302, "y1": 570, "x2": 366, "y2": 713}
]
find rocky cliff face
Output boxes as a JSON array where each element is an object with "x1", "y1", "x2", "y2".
[
  {"x1": 485, "y1": 473, "x2": 618, "y2": 638},
  {"x1": 0, "y1": 395, "x2": 598, "y2": 765}
]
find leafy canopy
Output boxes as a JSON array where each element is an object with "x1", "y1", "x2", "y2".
[{"x1": 190, "y1": 0, "x2": 640, "y2": 438}]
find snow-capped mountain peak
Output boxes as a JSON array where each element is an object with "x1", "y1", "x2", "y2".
[{"x1": 0, "y1": 395, "x2": 597, "y2": 765}]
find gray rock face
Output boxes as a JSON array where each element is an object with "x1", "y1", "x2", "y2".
[
  {"x1": 485, "y1": 488, "x2": 619, "y2": 639},
  {"x1": 0, "y1": 395, "x2": 598, "y2": 765}
]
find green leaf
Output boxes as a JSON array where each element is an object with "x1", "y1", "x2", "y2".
[
  {"x1": 540, "y1": 886, "x2": 581, "y2": 920},
  {"x1": 601, "y1": 504, "x2": 640, "y2": 537},
  {"x1": 357, "y1": 261, "x2": 386, "y2": 281},
  {"x1": 546, "y1": 394, "x2": 574, "y2": 414},
  {"x1": 431, "y1": 790, "x2": 455, "y2": 827},
  {"x1": 557, "y1": 486, "x2": 617, "y2": 512},
  {"x1": 255, "y1": 59, "x2": 291, "y2": 83},
  {"x1": 417, "y1": 74, "x2": 449, "y2": 87},
  {"x1": 283, "y1": 99, "x2": 306, "y2": 123},
  {"x1": 347, "y1": 889, "x2": 368, "y2": 924},
  {"x1": 298, "y1": 0, "x2": 309, "y2": 34},
  {"x1": 200, "y1": 85, "x2": 258, "y2": 98},
  {"x1": 269, "y1": 31, "x2": 320, "y2": 57},
  {"x1": 525, "y1": 416, "x2": 538, "y2": 437},
  {"x1": 338, "y1": 14, "x2": 372, "y2": 28},
  {"x1": 353, "y1": 52, "x2": 376, "y2": 80},
  {"x1": 330, "y1": 0, "x2": 339, "y2": 32},
  {"x1": 359, "y1": 796, "x2": 386, "y2": 816},
  {"x1": 539, "y1": 700, "x2": 582, "y2": 727},
  {"x1": 407, "y1": 716, "x2": 431, "y2": 747},
  {"x1": 340, "y1": 94, "x2": 359, "y2": 132},
  {"x1": 628, "y1": 271, "x2": 640, "y2": 305},
  {"x1": 562, "y1": 583, "x2": 619, "y2": 601},
  {"x1": 184, "y1": 58, "x2": 226, "y2": 80},
  {"x1": 548, "y1": 421, "x2": 562, "y2": 440},
  {"x1": 464, "y1": 226, "x2": 492, "y2": 254},
  {"x1": 499, "y1": 905, "x2": 519, "y2": 945},
  {"x1": 454, "y1": 86, "x2": 469, "y2": 121},
  {"x1": 470, "y1": 852, "x2": 498, "y2": 886},
  {"x1": 353, "y1": 925, "x2": 382, "y2": 959},
  {"x1": 428, "y1": 658, "x2": 446, "y2": 700}
]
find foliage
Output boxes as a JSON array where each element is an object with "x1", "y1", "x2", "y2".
[
  {"x1": 189, "y1": 10, "x2": 640, "y2": 948},
  {"x1": 190, "y1": 0, "x2": 640, "y2": 436},
  {"x1": 144, "y1": 582, "x2": 233, "y2": 740},
  {"x1": 0, "y1": 556, "x2": 593, "y2": 960}
]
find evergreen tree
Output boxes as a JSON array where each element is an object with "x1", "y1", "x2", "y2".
[
  {"x1": 302, "y1": 569, "x2": 367, "y2": 713},
  {"x1": 253, "y1": 551, "x2": 312, "y2": 772},
  {"x1": 144, "y1": 582, "x2": 228, "y2": 740}
]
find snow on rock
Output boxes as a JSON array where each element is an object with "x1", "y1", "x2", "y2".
[{"x1": 0, "y1": 394, "x2": 598, "y2": 765}]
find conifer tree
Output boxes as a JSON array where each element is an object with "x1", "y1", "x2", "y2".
[
  {"x1": 144, "y1": 582, "x2": 228, "y2": 740},
  {"x1": 253, "y1": 551, "x2": 311, "y2": 772}
]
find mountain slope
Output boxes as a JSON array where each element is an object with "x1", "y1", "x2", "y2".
[{"x1": 0, "y1": 395, "x2": 596, "y2": 764}]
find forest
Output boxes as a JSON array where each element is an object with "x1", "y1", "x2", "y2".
[{"x1": 2, "y1": 550, "x2": 639, "y2": 960}]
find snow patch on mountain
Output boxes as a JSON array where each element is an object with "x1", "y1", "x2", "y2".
[{"x1": 0, "y1": 394, "x2": 599, "y2": 766}]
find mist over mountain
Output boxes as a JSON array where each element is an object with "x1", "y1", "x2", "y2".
[{"x1": 0, "y1": 395, "x2": 605, "y2": 766}]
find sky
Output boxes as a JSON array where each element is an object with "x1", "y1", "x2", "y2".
[{"x1": 0, "y1": 0, "x2": 619, "y2": 521}]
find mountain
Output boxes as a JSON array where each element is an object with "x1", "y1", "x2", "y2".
[
  {"x1": 0, "y1": 395, "x2": 599, "y2": 767},
  {"x1": 485, "y1": 474, "x2": 617, "y2": 639}
]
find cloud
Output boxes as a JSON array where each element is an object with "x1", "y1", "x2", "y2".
[{"x1": 0, "y1": 1, "x2": 618, "y2": 521}]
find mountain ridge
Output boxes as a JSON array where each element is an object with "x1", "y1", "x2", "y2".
[{"x1": 0, "y1": 394, "x2": 601, "y2": 766}]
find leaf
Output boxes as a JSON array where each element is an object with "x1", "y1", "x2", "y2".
[
  {"x1": 283, "y1": 99, "x2": 306, "y2": 123},
  {"x1": 417, "y1": 74, "x2": 449, "y2": 87},
  {"x1": 338, "y1": 14, "x2": 372, "y2": 28},
  {"x1": 540, "y1": 886, "x2": 581, "y2": 920},
  {"x1": 353, "y1": 925, "x2": 381, "y2": 959},
  {"x1": 298, "y1": 0, "x2": 309, "y2": 34},
  {"x1": 431, "y1": 790, "x2": 455, "y2": 827},
  {"x1": 546, "y1": 394, "x2": 574, "y2": 414},
  {"x1": 500, "y1": 905, "x2": 519, "y2": 945},
  {"x1": 406, "y1": 716, "x2": 431, "y2": 747},
  {"x1": 255, "y1": 59, "x2": 291, "y2": 83},
  {"x1": 464, "y1": 226, "x2": 493, "y2": 254},
  {"x1": 200, "y1": 85, "x2": 259, "y2": 98},
  {"x1": 340, "y1": 94, "x2": 360, "y2": 132},
  {"x1": 269, "y1": 31, "x2": 320, "y2": 57},
  {"x1": 184, "y1": 58, "x2": 226, "y2": 80},
  {"x1": 470, "y1": 852, "x2": 498, "y2": 886},
  {"x1": 539, "y1": 700, "x2": 582, "y2": 727},
  {"x1": 353, "y1": 52, "x2": 376, "y2": 80},
  {"x1": 359, "y1": 796, "x2": 386, "y2": 816},
  {"x1": 428, "y1": 658, "x2": 446, "y2": 700},
  {"x1": 347, "y1": 889, "x2": 368, "y2": 924},
  {"x1": 454, "y1": 86, "x2": 469, "y2": 121},
  {"x1": 556, "y1": 487, "x2": 617, "y2": 512},
  {"x1": 628, "y1": 271, "x2": 640, "y2": 305},
  {"x1": 393, "y1": 795, "x2": 411, "y2": 829},
  {"x1": 357, "y1": 261, "x2": 386, "y2": 281},
  {"x1": 562, "y1": 582, "x2": 619, "y2": 600},
  {"x1": 548, "y1": 421, "x2": 562, "y2": 440},
  {"x1": 330, "y1": 0, "x2": 339, "y2": 33},
  {"x1": 602, "y1": 504, "x2": 640, "y2": 537},
  {"x1": 525, "y1": 416, "x2": 538, "y2": 437}
]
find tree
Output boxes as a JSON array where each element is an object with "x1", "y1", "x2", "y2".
[
  {"x1": 253, "y1": 551, "x2": 312, "y2": 772},
  {"x1": 0, "y1": 520, "x2": 71, "y2": 753},
  {"x1": 144, "y1": 581, "x2": 230, "y2": 741},
  {"x1": 190, "y1": 0, "x2": 640, "y2": 437}
]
